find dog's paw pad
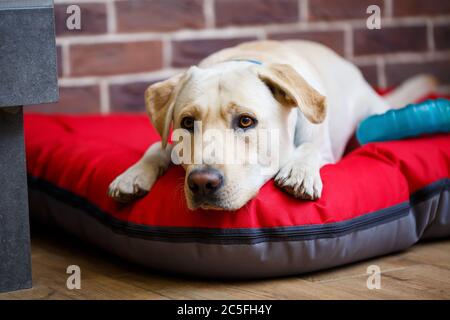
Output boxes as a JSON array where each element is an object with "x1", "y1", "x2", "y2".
[{"x1": 275, "y1": 163, "x2": 322, "y2": 200}]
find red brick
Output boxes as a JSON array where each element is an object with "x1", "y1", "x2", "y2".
[
  {"x1": 394, "y1": 0, "x2": 450, "y2": 17},
  {"x1": 434, "y1": 24, "x2": 450, "y2": 50},
  {"x1": 357, "y1": 64, "x2": 379, "y2": 87},
  {"x1": 171, "y1": 37, "x2": 257, "y2": 67},
  {"x1": 116, "y1": 0, "x2": 205, "y2": 32},
  {"x1": 309, "y1": 0, "x2": 384, "y2": 21},
  {"x1": 215, "y1": 0, "x2": 299, "y2": 27},
  {"x1": 269, "y1": 30, "x2": 346, "y2": 56},
  {"x1": 353, "y1": 26, "x2": 428, "y2": 56},
  {"x1": 70, "y1": 41, "x2": 163, "y2": 77},
  {"x1": 385, "y1": 59, "x2": 450, "y2": 86},
  {"x1": 25, "y1": 86, "x2": 101, "y2": 113},
  {"x1": 110, "y1": 81, "x2": 154, "y2": 112},
  {"x1": 54, "y1": 3, "x2": 107, "y2": 36}
]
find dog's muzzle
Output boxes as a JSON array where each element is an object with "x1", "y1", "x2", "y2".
[{"x1": 187, "y1": 167, "x2": 224, "y2": 205}]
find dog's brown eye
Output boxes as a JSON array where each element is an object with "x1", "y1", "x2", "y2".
[
  {"x1": 181, "y1": 116, "x2": 195, "y2": 130},
  {"x1": 238, "y1": 115, "x2": 256, "y2": 129}
]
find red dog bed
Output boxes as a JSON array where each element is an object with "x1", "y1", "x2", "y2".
[{"x1": 24, "y1": 96, "x2": 450, "y2": 278}]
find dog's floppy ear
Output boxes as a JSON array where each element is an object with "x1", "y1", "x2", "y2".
[
  {"x1": 257, "y1": 63, "x2": 327, "y2": 123},
  {"x1": 145, "y1": 70, "x2": 192, "y2": 148}
]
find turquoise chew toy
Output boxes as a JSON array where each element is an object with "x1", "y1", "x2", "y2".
[{"x1": 357, "y1": 98, "x2": 450, "y2": 145}]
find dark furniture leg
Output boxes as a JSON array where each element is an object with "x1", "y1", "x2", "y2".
[
  {"x1": 0, "y1": 0, "x2": 58, "y2": 293},
  {"x1": 0, "y1": 107, "x2": 32, "y2": 293}
]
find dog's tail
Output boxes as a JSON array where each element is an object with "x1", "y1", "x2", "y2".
[{"x1": 384, "y1": 74, "x2": 438, "y2": 109}]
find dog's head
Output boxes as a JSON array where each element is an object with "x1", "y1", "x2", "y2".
[{"x1": 145, "y1": 62, "x2": 326, "y2": 210}]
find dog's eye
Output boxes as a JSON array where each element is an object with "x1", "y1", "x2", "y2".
[
  {"x1": 237, "y1": 115, "x2": 256, "y2": 129},
  {"x1": 181, "y1": 116, "x2": 195, "y2": 130}
]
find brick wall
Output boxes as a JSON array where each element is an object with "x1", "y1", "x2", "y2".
[{"x1": 29, "y1": 0, "x2": 450, "y2": 113}]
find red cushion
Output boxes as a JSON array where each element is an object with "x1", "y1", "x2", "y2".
[{"x1": 24, "y1": 100, "x2": 450, "y2": 230}]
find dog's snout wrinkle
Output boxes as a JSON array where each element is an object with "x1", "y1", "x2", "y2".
[{"x1": 188, "y1": 168, "x2": 224, "y2": 197}]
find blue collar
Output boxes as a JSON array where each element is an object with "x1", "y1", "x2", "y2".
[{"x1": 229, "y1": 59, "x2": 262, "y2": 65}]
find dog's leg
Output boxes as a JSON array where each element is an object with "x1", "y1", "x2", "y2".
[
  {"x1": 108, "y1": 142, "x2": 172, "y2": 203},
  {"x1": 274, "y1": 142, "x2": 324, "y2": 200}
]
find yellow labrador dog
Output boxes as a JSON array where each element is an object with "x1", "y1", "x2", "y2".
[{"x1": 108, "y1": 40, "x2": 435, "y2": 210}]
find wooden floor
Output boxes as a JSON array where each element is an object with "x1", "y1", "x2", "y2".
[{"x1": 1, "y1": 224, "x2": 450, "y2": 300}]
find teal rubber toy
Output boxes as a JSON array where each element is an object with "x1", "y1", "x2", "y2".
[{"x1": 356, "y1": 98, "x2": 450, "y2": 145}]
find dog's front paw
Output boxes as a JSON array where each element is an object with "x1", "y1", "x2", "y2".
[
  {"x1": 275, "y1": 162, "x2": 323, "y2": 200},
  {"x1": 108, "y1": 165, "x2": 158, "y2": 203}
]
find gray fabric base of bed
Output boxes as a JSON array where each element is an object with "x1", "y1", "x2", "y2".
[{"x1": 28, "y1": 179, "x2": 450, "y2": 279}]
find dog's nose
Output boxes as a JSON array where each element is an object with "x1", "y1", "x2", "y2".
[{"x1": 188, "y1": 168, "x2": 223, "y2": 196}]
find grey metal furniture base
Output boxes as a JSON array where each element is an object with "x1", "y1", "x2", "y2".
[
  {"x1": 0, "y1": 107, "x2": 32, "y2": 292},
  {"x1": 0, "y1": 0, "x2": 58, "y2": 292}
]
